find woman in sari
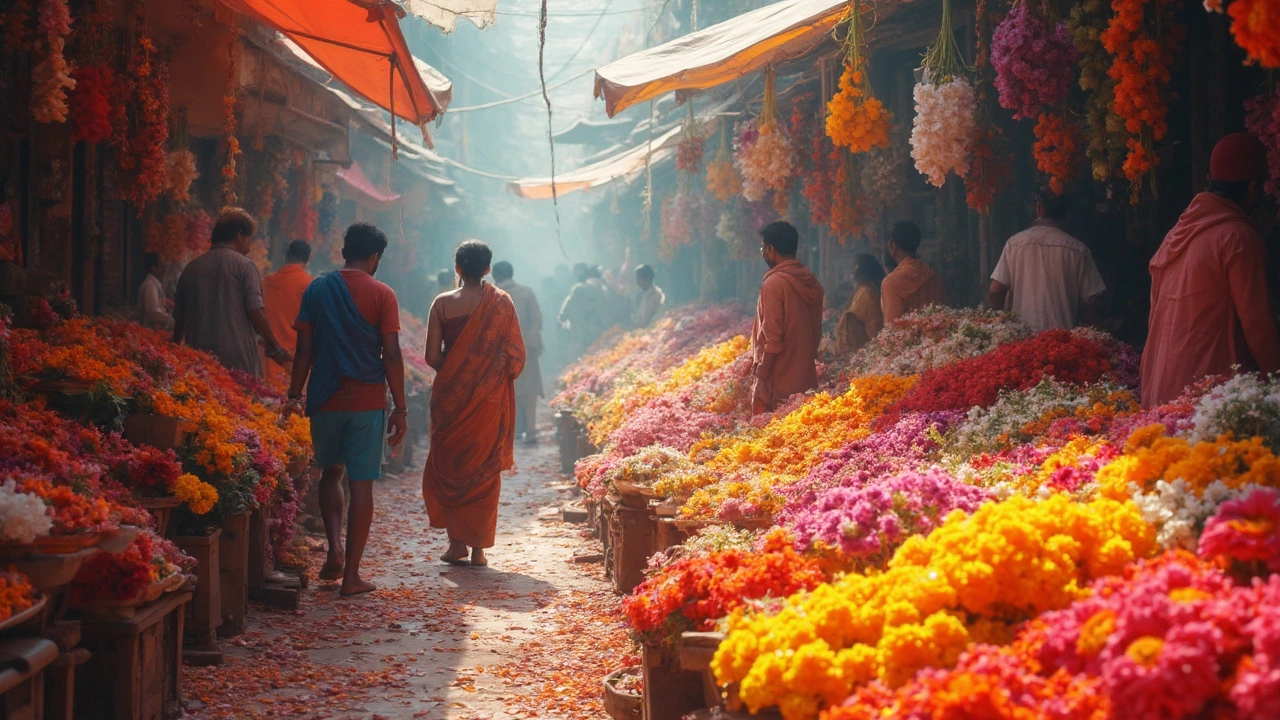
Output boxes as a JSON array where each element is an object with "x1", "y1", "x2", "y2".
[
  {"x1": 835, "y1": 253, "x2": 886, "y2": 355},
  {"x1": 422, "y1": 240, "x2": 526, "y2": 566}
]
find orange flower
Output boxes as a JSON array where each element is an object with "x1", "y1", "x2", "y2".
[
  {"x1": 1228, "y1": 0, "x2": 1280, "y2": 68},
  {"x1": 1033, "y1": 112, "x2": 1081, "y2": 195},
  {"x1": 826, "y1": 64, "x2": 892, "y2": 154}
]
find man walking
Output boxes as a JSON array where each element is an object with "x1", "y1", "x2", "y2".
[
  {"x1": 174, "y1": 208, "x2": 289, "y2": 375},
  {"x1": 288, "y1": 222, "x2": 408, "y2": 598},
  {"x1": 988, "y1": 191, "x2": 1105, "y2": 331},
  {"x1": 632, "y1": 264, "x2": 666, "y2": 327},
  {"x1": 493, "y1": 260, "x2": 545, "y2": 445},
  {"x1": 262, "y1": 240, "x2": 313, "y2": 387},
  {"x1": 880, "y1": 220, "x2": 947, "y2": 324},
  {"x1": 751, "y1": 221, "x2": 824, "y2": 415},
  {"x1": 1141, "y1": 133, "x2": 1280, "y2": 408},
  {"x1": 559, "y1": 263, "x2": 608, "y2": 359},
  {"x1": 138, "y1": 252, "x2": 173, "y2": 332}
]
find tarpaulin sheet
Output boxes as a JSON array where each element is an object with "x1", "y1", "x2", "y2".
[
  {"x1": 337, "y1": 160, "x2": 402, "y2": 205},
  {"x1": 403, "y1": 0, "x2": 498, "y2": 33},
  {"x1": 279, "y1": 38, "x2": 453, "y2": 111},
  {"x1": 220, "y1": 0, "x2": 443, "y2": 126},
  {"x1": 509, "y1": 125, "x2": 683, "y2": 199},
  {"x1": 594, "y1": 0, "x2": 848, "y2": 117}
]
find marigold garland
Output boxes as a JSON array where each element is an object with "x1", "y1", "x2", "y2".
[
  {"x1": 826, "y1": 3, "x2": 891, "y2": 154},
  {"x1": 1219, "y1": 0, "x2": 1280, "y2": 68},
  {"x1": 1033, "y1": 111, "x2": 1081, "y2": 195},
  {"x1": 965, "y1": 126, "x2": 1011, "y2": 213}
]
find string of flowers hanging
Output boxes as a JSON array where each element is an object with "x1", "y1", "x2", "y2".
[
  {"x1": 676, "y1": 105, "x2": 706, "y2": 175},
  {"x1": 734, "y1": 67, "x2": 796, "y2": 211},
  {"x1": 991, "y1": 1, "x2": 1080, "y2": 120},
  {"x1": 30, "y1": 0, "x2": 74, "y2": 124},
  {"x1": 826, "y1": 2, "x2": 891, "y2": 153},
  {"x1": 1206, "y1": 0, "x2": 1279, "y2": 69},
  {"x1": 965, "y1": 0, "x2": 1011, "y2": 213},
  {"x1": 115, "y1": 1, "x2": 170, "y2": 214},
  {"x1": 910, "y1": 0, "x2": 976, "y2": 187},
  {"x1": 165, "y1": 112, "x2": 198, "y2": 205},
  {"x1": 1069, "y1": 0, "x2": 1129, "y2": 185},
  {"x1": 1102, "y1": 0, "x2": 1185, "y2": 203},
  {"x1": 1245, "y1": 78, "x2": 1280, "y2": 208},
  {"x1": 705, "y1": 123, "x2": 742, "y2": 202},
  {"x1": 222, "y1": 25, "x2": 242, "y2": 207}
]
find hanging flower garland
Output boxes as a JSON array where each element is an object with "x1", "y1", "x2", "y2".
[
  {"x1": 676, "y1": 107, "x2": 706, "y2": 175},
  {"x1": 1207, "y1": 0, "x2": 1280, "y2": 68},
  {"x1": 660, "y1": 192, "x2": 718, "y2": 263},
  {"x1": 30, "y1": 0, "x2": 75, "y2": 124},
  {"x1": 826, "y1": 3, "x2": 892, "y2": 153},
  {"x1": 145, "y1": 211, "x2": 211, "y2": 265},
  {"x1": 734, "y1": 68, "x2": 796, "y2": 206},
  {"x1": 861, "y1": 128, "x2": 907, "y2": 208},
  {"x1": 717, "y1": 196, "x2": 774, "y2": 261},
  {"x1": 1102, "y1": 0, "x2": 1184, "y2": 202},
  {"x1": 991, "y1": 1, "x2": 1081, "y2": 120},
  {"x1": 2, "y1": 0, "x2": 35, "y2": 51},
  {"x1": 69, "y1": 66, "x2": 113, "y2": 144},
  {"x1": 113, "y1": 3, "x2": 170, "y2": 213},
  {"x1": 705, "y1": 125, "x2": 742, "y2": 202},
  {"x1": 1069, "y1": 0, "x2": 1129, "y2": 183},
  {"x1": 829, "y1": 151, "x2": 876, "y2": 243},
  {"x1": 165, "y1": 150, "x2": 198, "y2": 205},
  {"x1": 966, "y1": 0, "x2": 1011, "y2": 213},
  {"x1": 802, "y1": 125, "x2": 839, "y2": 226},
  {"x1": 222, "y1": 28, "x2": 242, "y2": 207},
  {"x1": 1033, "y1": 111, "x2": 1081, "y2": 195},
  {"x1": 911, "y1": 0, "x2": 977, "y2": 187},
  {"x1": 1245, "y1": 90, "x2": 1280, "y2": 205}
]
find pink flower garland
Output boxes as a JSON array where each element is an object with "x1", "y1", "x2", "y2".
[
  {"x1": 991, "y1": 2, "x2": 1081, "y2": 120},
  {"x1": 734, "y1": 121, "x2": 795, "y2": 202}
]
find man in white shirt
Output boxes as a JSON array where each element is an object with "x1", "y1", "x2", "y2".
[
  {"x1": 632, "y1": 264, "x2": 665, "y2": 328},
  {"x1": 989, "y1": 192, "x2": 1105, "y2": 331},
  {"x1": 138, "y1": 252, "x2": 173, "y2": 331}
]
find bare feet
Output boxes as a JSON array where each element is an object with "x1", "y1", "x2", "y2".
[
  {"x1": 318, "y1": 554, "x2": 344, "y2": 581},
  {"x1": 470, "y1": 549, "x2": 488, "y2": 567},
  {"x1": 441, "y1": 540, "x2": 470, "y2": 566},
  {"x1": 339, "y1": 577, "x2": 376, "y2": 597}
]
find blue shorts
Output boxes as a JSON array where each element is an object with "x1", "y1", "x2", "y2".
[{"x1": 309, "y1": 410, "x2": 386, "y2": 481}]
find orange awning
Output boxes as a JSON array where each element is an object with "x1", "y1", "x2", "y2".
[
  {"x1": 337, "y1": 161, "x2": 402, "y2": 205},
  {"x1": 594, "y1": 0, "x2": 847, "y2": 117},
  {"x1": 509, "y1": 125, "x2": 684, "y2": 200},
  {"x1": 220, "y1": 0, "x2": 443, "y2": 126}
]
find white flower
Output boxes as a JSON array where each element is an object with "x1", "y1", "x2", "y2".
[
  {"x1": 0, "y1": 480, "x2": 53, "y2": 544},
  {"x1": 910, "y1": 75, "x2": 977, "y2": 187},
  {"x1": 1129, "y1": 478, "x2": 1257, "y2": 550}
]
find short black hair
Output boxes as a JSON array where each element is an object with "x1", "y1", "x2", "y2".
[
  {"x1": 144, "y1": 252, "x2": 163, "y2": 273},
  {"x1": 1209, "y1": 178, "x2": 1254, "y2": 204},
  {"x1": 586, "y1": 265, "x2": 602, "y2": 280},
  {"x1": 285, "y1": 240, "x2": 312, "y2": 263},
  {"x1": 341, "y1": 222, "x2": 388, "y2": 261},
  {"x1": 761, "y1": 221, "x2": 799, "y2": 256},
  {"x1": 1037, "y1": 191, "x2": 1071, "y2": 221},
  {"x1": 455, "y1": 239, "x2": 492, "y2": 281},
  {"x1": 492, "y1": 260, "x2": 514, "y2": 281},
  {"x1": 635, "y1": 264, "x2": 655, "y2": 282},
  {"x1": 573, "y1": 262, "x2": 589, "y2": 280},
  {"x1": 436, "y1": 269, "x2": 454, "y2": 287},
  {"x1": 853, "y1": 253, "x2": 885, "y2": 287},
  {"x1": 890, "y1": 221, "x2": 922, "y2": 255},
  {"x1": 211, "y1": 207, "x2": 256, "y2": 245}
]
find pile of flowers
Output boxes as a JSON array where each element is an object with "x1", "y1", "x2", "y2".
[
  {"x1": 559, "y1": 299, "x2": 1280, "y2": 719},
  {"x1": 66, "y1": 528, "x2": 189, "y2": 606},
  {"x1": 0, "y1": 567, "x2": 35, "y2": 622}
]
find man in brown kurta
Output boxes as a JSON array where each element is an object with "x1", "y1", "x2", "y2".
[
  {"x1": 751, "y1": 221, "x2": 825, "y2": 415},
  {"x1": 881, "y1": 220, "x2": 948, "y2": 324},
  {"x1": 493, "y1": 260, "x2": 545, "y2": 444}
]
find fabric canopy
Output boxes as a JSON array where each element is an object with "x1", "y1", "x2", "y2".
[
  {"x1": 220, "y1": 0, "x2": 443, "y2": 126},
  {"x1": 279, "y1": 38, "x2": 454, "y2": 112},
  {"x1": 337, "y1": 161, "x2": 402, "y2": 205},
  {"x1": 594, "y1": 0, "x2": 847, "y2": 117},
  {"x1": 403, "y1": 0, "x2": 498, "y2": 33},
  {"x1": 509, "y1": 126, "x2": 683, "y2": 199}
]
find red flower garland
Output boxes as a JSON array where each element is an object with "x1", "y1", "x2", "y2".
[
  {"x1": 966, "y1": 126, "x2": 1011, "y2": 213},
  {"x1": 1033, "y1": 112, "x2": 1081, "y2": 195},
  {"x1": 69, "y1": 65, "x2": 113, "y2": 145}
]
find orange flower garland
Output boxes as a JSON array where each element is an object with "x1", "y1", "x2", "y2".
[
  {"x1": 1101, "y1": 0, "x2": 1185, "y2": 201},
  {"x1": 1226, "y1": 0, "x2": 1280, "y2": 68},
  {"x1": 826, "y1": 3, "x2": 891, "y2": 154},
  {"x1": 1032, "y1": 112, "x2": 1080, "y2": 195}
]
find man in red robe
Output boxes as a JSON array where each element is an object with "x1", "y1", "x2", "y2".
[
  {"x1": 1141, "y1": 132, "x2": 1280, "y2": 408},
  {"x1": 881, "y1": 221, "x2": 948, "y2": 324},
  {"x1": 751, "y1": 221, "x2": 824, "y2": 415}
]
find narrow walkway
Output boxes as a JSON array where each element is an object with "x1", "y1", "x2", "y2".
[{"x1": 186, "y1": 425, "x2": 631, "y2": 719}]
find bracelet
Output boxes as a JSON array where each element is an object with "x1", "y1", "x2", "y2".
[{"x1": 390, "y1": 407, "x2": 408, "y2": 415}]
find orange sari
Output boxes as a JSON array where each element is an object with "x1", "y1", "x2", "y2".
[{"x1": 422, "y1": 283, "x2": 526, "y2": 548}]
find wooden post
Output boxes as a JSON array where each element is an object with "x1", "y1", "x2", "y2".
[
  {"x1": 76, "y1": 591, "x2": 190, "y2": 720},
  {"x1": 247, "y1": 506, "x2": 268, "y2": 601},
  {"x1": 217, "y1": 512, "x2": 250, "y2": 637},
  {"x1": 173, "y1": 530, "x2": 222, "y2": 652}
]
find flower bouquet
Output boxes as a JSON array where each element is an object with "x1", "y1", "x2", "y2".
[
  {"x1": 826, "y1": 3, "x2": 891, "y2": 154},
  {"x1": 910, "y1": 0, "x2": 976, "y2": 187}
]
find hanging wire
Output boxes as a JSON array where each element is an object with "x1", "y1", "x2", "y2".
[{"x1": 537, "y1": 0, "x2": 566, "y2": 257}]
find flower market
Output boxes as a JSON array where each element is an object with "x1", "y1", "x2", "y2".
[{"x1": 1, "y1": 0, "x2": 1280, "y2": 718}]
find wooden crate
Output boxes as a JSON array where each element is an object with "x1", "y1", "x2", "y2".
[
  {"x1": 173, "y1": 531, "x2": 221, "y2": 647},
  {"x1": 217, "y1": 512, "x2": 250, "y2": 637},
  {"x1": 0, "y1": 638, "x2": 58, "y2": 720},
  {"x1": 556, "y1": 412, "x2": 579, "y2": 475},
  {"x1": 121, "y1": 415, "x2": 186, "y2": 452},
  {"x1": 609, "y1": 505, "x2": 655, "y2": 595},
  {"x1": 641, "y1": 639, "x2": 705, "y2": 720},
  {"x1": 75, "y1": 590, "x2": 191, "y2": 720},
  {"x1": 247, "y1": 507, "x2": 268, "y2": 601},
  {"x1": 654, "y1": 518, "x2": 692, "y2": 554},
  {"x1": 42, "y1": 621, "x2": 88, "y2": 720}
]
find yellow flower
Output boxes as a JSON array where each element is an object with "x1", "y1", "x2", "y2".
[{"x1": 172, "y1": 473, "x2": 219, "y2": 515}]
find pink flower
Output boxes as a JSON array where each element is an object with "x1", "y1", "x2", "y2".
[
  {"x1": 910, "y1": 75, "x2": 977, "y2": 186},
  {"x1": 1198, "y1": 488, "x2": 1280, "y2": 571},
  {"x1": 991, "y1": 3, "x2": 1081, "y2": 120}
]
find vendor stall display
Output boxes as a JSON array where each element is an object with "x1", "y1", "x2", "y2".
[{"x1": 557, "y1": 301, "x2": 1280, "y2": 720}]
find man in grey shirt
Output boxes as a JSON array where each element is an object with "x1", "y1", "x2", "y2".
[{"x1": 174, "y1": 207, "x2": 290, "y2": 376}]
